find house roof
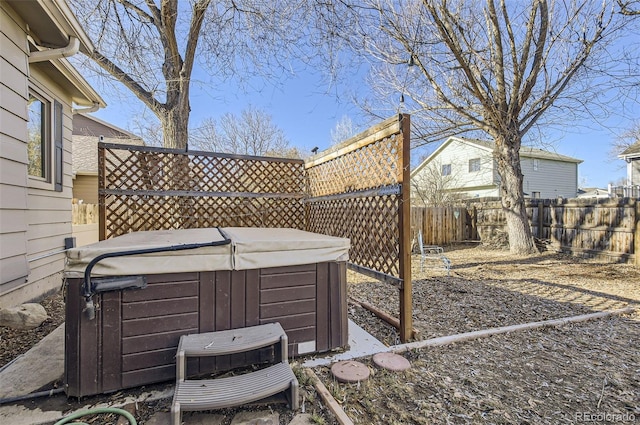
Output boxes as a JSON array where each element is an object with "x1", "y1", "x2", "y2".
[
  {"x1": 73, "y1": 113, "x2": 141, "y2": 139},
  {"x1": 619, "y1": 142, "x2": 640, "y2": 159},
  {"x1": 6, "y1": 0, "x2": 94, "y2": 54},
  {"x1": 72, "y1": 115, "x2": 144, "y2": 175},
  {"x1": 411, "y1": 136, "x2": 582, "y2": 176},
  {"x1": 5, "y1": 0, "x2": 105, "y2": 108}
]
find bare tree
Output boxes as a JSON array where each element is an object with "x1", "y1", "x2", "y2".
[
  {"x1": 411, "y1": 159, "x2": 461, "y2": 207},
  {"x1": 69, "y1": 0, "x2": 306, "y2": 149},
  {"x1": 618, "y1": 0, "x2": 640, "y2": 15},
  {"x1": 610, "y1": 120, "x2": 640, "y2": 158},
  {"x1": 330, "y1": 115, "x2": 357, "y2": 145},
  {"x1": 314, "y1": 0, "x2": 632, "y2": 254},
  {"x1": 191, "y1": 107, "x2": 300, "y2": 158}
]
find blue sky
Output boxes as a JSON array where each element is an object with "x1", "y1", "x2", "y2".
[{"x1": 90, "y1": 59, "x2": 637, "y2": 190}]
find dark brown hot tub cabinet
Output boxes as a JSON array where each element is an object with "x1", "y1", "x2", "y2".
[{"x1": 64, "y1": 228, "x2": 349, "y2": 397}]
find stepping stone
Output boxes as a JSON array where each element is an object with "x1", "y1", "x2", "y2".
[
  {"x1": 230, "y1": 410, "x2": 279, "y2": 425},
  {"x1": 330, "y1": 360, "x2": 370, "y2": 383},
  {"x1": 288, "y1": 413, "x2": 314, "y2": 425},
  {"x1": 372, "y1": 352, "x2": 411, "y2": 371},
  {"x1": 183, "y1": 412, "x2": 225, "y2": 425}
]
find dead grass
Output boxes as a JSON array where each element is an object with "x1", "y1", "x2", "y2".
[{"x1": 330, "y1": 246, "x2": 640, "y2": 424}]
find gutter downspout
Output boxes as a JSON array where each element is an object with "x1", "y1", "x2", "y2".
[{"x1": 29, "y1": 36, "x2": 79, "y2": 63}]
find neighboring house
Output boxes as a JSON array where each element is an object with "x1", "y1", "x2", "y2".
[
  {"x1": 72, "y1": 113, "x2": 144, "y2": 204},
  {"x1": 1, "y1": 0, "x2": 105, "y2": 307},
  {"x1": 411, "y1": 137, "x2": 582, "y2": 204},
  {"x1": 577, "y1": 187, "x2": 611, "y2": 199},
  {"x1": 618, "y1": 142, "x2": 640, "y2": 186}
]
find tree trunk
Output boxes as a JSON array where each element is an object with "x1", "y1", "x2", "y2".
[
  {"x1": 494, "y1": 135, "x2": 537, "y2": 254},
  {"x1": 160, "y1": 101, "x2": 190, "y2": 149}
]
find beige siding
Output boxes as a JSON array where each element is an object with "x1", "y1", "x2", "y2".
[
  {"x1": 0, "y1": 4, "x2": 29, "y2": 301},
  {"x1": 72, "y1": 174, "x2": 98, "y2": 204},
  {"x1": 24, "y1": 67, "x2": 75, "y2": 303},
  {"x1": 1, "y1": 3, "x2": 83, "y2": 306}
]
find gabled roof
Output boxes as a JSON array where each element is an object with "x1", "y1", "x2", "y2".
[
  {"x1": 411, "y1": 136, "x2": 582, "y2": 177},
  {"x1": 73, "y1": 113, "x2": 141, "y2": 139},
  {"x1": 619, "y1": 142, "x2": 640, "y2": 159},
  {"x1": 72, "y1": 115, "x2": 144, "y2": 175}
]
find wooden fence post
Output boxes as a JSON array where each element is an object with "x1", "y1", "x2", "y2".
[
  {"x1": 538, "y1": 200, "x2": 545, "y2": 239},
  {"x1": 635, "y1": 201, "x2": 640, "y2": 267},
  {"x1": 398, "y1": 114, "x2": 413, "y2": 342}
]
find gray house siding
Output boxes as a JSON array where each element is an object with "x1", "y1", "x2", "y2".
[
  {"x1": 521, "y1": 156, "x2": 579, "y2": 199},
  {"x1": 411, "y1": 137, "x2": 581, "y2": 203}
]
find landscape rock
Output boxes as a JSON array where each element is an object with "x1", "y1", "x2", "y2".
[
  {"x1": 0, "y1": 303, "x2": 48, "y2": 330},
  {"x1": 230, "y1": 410, "x2": 279, "y2": 425}
]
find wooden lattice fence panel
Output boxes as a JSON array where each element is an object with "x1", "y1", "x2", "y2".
[
  {"x1": 307, "y1": 195, "x2": 401, "y2": 277},
  {"x1": 305, "y1": 116, "x2": 408, "y2": 279},
  {"x1": 304, "y1": 114, "x2": 413, "y2": 341},
  {"x1": 99, "y1": 143, "x2": 305, "y2": 239}
]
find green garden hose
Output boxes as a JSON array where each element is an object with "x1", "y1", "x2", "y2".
[{"x1": 53, "y1": 407, "x2": 137, "y2": 425}]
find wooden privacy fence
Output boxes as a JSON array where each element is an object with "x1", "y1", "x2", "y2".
[
  {"x1": 72, "y1": 202, "x2": 99, "y2": 225},
  {"x1": 412, "y1": 206, "x2": 477, "y2": 246},
  {"x1": 474, "y1": 198, "x2": 638, "y2": 263},
  {"x1": 414, "y1": 199, "x2": 638, "y2": 263},
  {"x1": 98, "y1": 114, "x2": 414, "y2": 341}
]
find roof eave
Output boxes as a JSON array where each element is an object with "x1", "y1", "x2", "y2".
[{"x1": 50, "y1": 58, "x2": 106, "y2": 107}]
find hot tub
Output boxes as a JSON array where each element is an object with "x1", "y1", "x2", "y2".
[{"x1": 64, "y1": 227, "x2": 349, "y2": 397}]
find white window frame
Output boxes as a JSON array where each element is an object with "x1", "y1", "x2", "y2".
[
  {"x1": 27, "y1": 89, "x2": 52, "y2": 187},
  {"x1": 533, "y1": 158, "x2": 539, "y2": 171},
  {"x1": 442, "y1": 163, "x2": 452, "y2": 176},
  {"x1": 468, "y1": 158, "x2": 481, "y2": 172}
]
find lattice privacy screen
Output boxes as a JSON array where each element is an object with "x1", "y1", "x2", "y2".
[
  {"x1": 305, "y1": 116, "x2": 409, "y2": 279},
  {"x1": 99, "y1": 115, "x2": 409, "y2": 282},
  {"x1": 98, "y1": 145, "x2": 305, "y2": 240}
]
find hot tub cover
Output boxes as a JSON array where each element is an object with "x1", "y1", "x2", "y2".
[
  {"x1": 224, "y1": 227, "x2": 350, "y2": 270},
  {"x1": 64, "y1": 228, "x2": 232, "y2": 278},
  {"x1": 64, "y1": 227, "x2": 350, "y2": 277}
]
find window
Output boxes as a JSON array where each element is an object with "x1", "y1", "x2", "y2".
[
  {"x1": 468, "y1": 158, "x2": 481, "y2": 172},
  {"x1": 27, "y1": 90, "x2": 63, "y2": 191},
  {"x1": 27, "y1": 94, "x2": 48, "y2": 178},
  {"x1": 532, "y1": 191, "x2": 541, "y2": 199},
  {"x1": 533, "y1": 159, "x2": 539, "y2": 171},
  {"x1": 442, "y1": 163, "x2": 451, "y2": 176}
]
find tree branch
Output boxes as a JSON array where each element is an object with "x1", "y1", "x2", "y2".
[{"x1": 89, "y1": 48, "x2": 165, "y2": 114}]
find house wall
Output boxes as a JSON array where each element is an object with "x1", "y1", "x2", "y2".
[
  {"x1": 0, "y1": 5, "x2": 76, "y2": 307},
  {"x1": 1, "y1": 4, "x2": 30, "y2": 303},
  {"x1": 412, "y1": 139, "x2": 499, "y2": 200},
  {"x1": 521, "y1": 156, "x2": 578, "y2": 199},
  {"x1": 412, "y1": 138, "x2": 580, "y2": 202},
  {"x1": 72, "y1": 174, "x2": 98, "y2": 204},
  {"x1": 629, "y1": 160, "x2": 640, "y2": 186}
]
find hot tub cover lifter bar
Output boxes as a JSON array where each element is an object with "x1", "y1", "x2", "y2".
[{"x1": 82, "y1": 227, "x2": 232, "y2": 319}]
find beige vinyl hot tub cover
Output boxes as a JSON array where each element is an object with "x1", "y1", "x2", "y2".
[
  {"x1": 224, "y1": 227, "x2": 350, "y2": 270},
  {"x1": 64, "y1": 228, "x2": 233, "y2": 278},
  {"x1": 64, "y1": 227, "x2": 350, "y2": 277}
]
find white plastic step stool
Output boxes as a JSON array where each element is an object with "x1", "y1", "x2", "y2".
[{"x1": 171, "y1": 322, "x2": 299, "y2": 425}]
